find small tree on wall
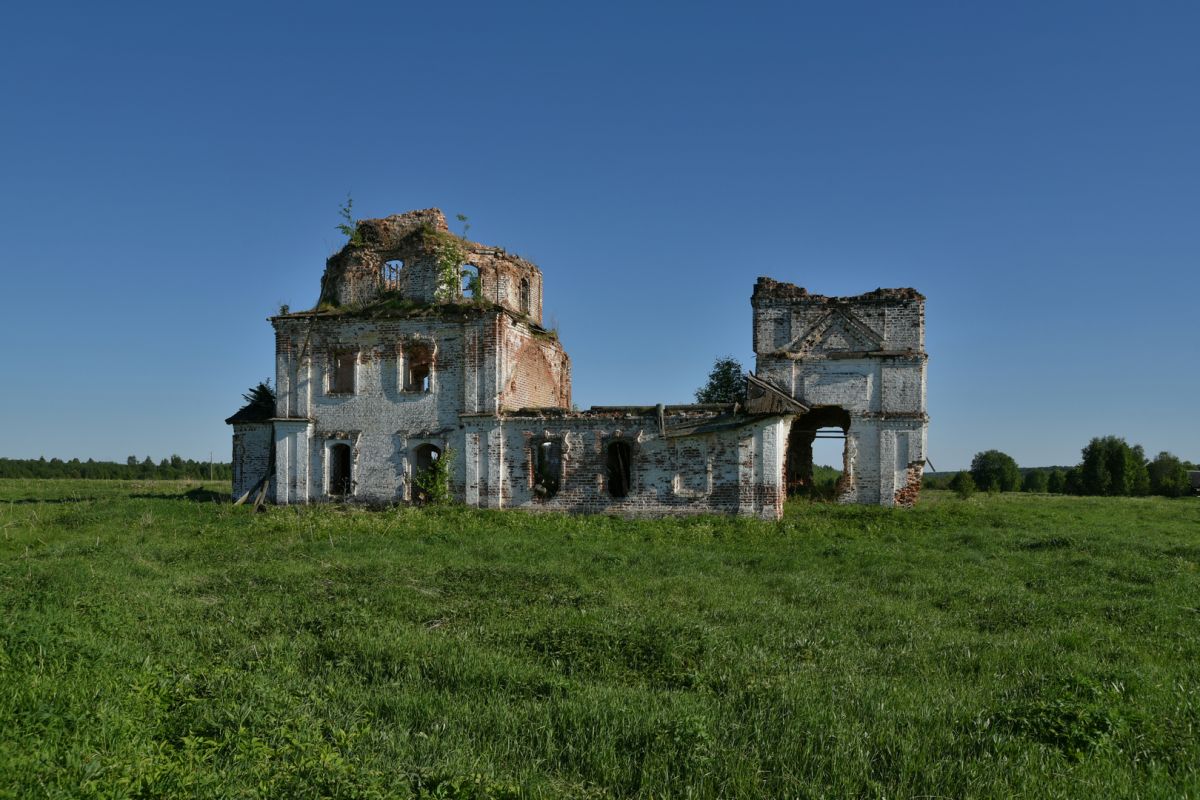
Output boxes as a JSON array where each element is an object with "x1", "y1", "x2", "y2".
[
  {"x1": 335, "y1": 193, "x2": 363, "y2": 246},
  {"x1": 695, "y1": 357, "x2": 747, "y2": 404}
]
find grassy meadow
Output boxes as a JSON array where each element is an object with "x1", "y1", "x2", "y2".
[{"x1": 1, "y1": 479, "x2": 1198, "y2": 798}]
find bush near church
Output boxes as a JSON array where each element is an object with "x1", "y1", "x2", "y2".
[{"x1": 970, "y1": 450, "x2": 1021, "y2": 493}]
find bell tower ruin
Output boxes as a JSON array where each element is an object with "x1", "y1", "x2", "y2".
[{"x1": 751, "y1": 278, "x2": 928, "y2": 506}]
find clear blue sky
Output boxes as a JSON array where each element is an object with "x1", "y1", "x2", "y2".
[{"x1": 1, "y1": 1, "x2": 1196, "y2": 471}]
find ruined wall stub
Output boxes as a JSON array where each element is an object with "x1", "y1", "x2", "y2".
[{"x1": 751, "y1": 277, "x2": 928, "y2": 506}]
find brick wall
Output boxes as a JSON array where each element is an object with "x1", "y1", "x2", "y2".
[
  {"x1": 230, "y1": 422, "x2": 272, "y2": 500},
  {"x1": 462, "y1": 410, "x2": 788, "y2": 519}
]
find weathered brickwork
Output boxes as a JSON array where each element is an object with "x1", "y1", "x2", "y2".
[
  {"x1": 460, "y1": 408, "x2": 788, "y2": 519},
  {"x1": 752, "y1": 277, "x2": 929, "y2": 506},
  {"x1": 318, "y1": 208, "x2": 545, "y2": 323},
  {"x1": 267, "y1": 309, "x2": 570, "y2": 504},
  {"x1": 228, "y1": 211, "x2": 926, "y2": 516},
  {"x1": 230, "y1": 423, "x2": 272, "y2": 499}
]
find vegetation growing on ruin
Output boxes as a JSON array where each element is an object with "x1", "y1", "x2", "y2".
[
  {"x1": 335, "y1": 193, "x2": 363, "y2": 247},
  {"x1": 412, "y1": 447, "x2": 454, "y2": 506},
  {"x1": 420, "y1": 224, "x2": 470, "y2": 304},
  {"x1": 528, "y1": 323, "x2": 560, "y2": 342},
  {"x1": 1, "y1": 480, "x2": 1197, "y2": 798}
]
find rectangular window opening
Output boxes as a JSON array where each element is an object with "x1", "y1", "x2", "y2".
[
  {"x1": 331, "y1": 351, "x2": 356, "y2": 394},
  {"x1": 404, "y1": 346, "x2": 433, "y2": 392},
  {"x1": 383, "y1": 260, "x2": 403, "y2": 292},
  {"x1": 532, "y1": 440, "x2": 562, "y2": 499}
]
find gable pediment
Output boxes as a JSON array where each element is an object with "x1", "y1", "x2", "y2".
[
  {"x1": 744, "y1": 373, "x2": 808, "y2": 415},
  {"x1": 784, "y1": 308, "x2": 883, "y2": 356}
]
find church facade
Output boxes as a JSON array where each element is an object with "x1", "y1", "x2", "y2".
[{"x1": 227, "y1": 209, "x2": 927, "y2": 517}]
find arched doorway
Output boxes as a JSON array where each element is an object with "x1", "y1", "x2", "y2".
[
  {"x1": 411, "y1": 443, "x2": 442, "y2": 504},
  {"x1": 786, "y1": 407, "x2": 851, "y2": 499}
]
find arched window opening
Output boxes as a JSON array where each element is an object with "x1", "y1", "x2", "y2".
[
  {"x1": 532, "y1": 439, "x2": 562, "y2": 500},
  {"x1": 461, "y1": 264, "x2": 480, "y2": 300},
  {"x1": 606, "y1": 441, "x2": 632, "y2": 498},
  {"x1": 412, "y1": 443, "x2": 442, "y2": 505},
  {"x1": 404, "y1": 344, "x2": 432, "y2": 392},
  {"x1": 383, "y1": 260, "x2": 403, "y2": 292},
  {"x1": 328, "y1": 443, "x2": 352, "y2": 497},
  {"x1": 519, "y1": 278, "x2": 531, "y2": 314}
]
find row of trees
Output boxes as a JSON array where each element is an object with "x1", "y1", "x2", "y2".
[
  {"x1": 928, "y1": 438, "x2": 1197, "y2": 498},
  {"x1": 1, "y1": 383, "x2": 273, "y2": 482},
  {"x1": 0, "y1": 456, "x2": 232, "y2": 481}
]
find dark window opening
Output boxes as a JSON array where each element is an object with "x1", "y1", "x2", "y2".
[
  {"x1": 519, "y1": 278, "x2": 530, "y2": 314},
  {"x1": 774, "y1": 315, "x2": 790, "y2": 350},
  {"x1": 383, "y1": 260, "x2": 403, "y2": 291},
  {"x1": 412, "y1": 443, "x2": 442, "y2": 504},
  {"x1": 786, "y1": 407, "x2": 850, "y2": 501},
  {"x1": 461, "y1": 264, "x2": 480, "y2": 300},
  {"x1": 405, "y1": 344, "x2": 432, "y2": 392},
  {"x1": 414, "y1": 443, "x2": 441, "y2": 472},
  {"x1": 329, "y1": 443, "x2": 352, "y2": 496},
  {"x1": 532, "y1": 439, "x2": 562, "y2": 500},
  {"x1": 331, "y1": 351, "x2": 356, "y2": 394},
  {"x1": 606, "y1": 441, "x2": 632, "y2": 498}
]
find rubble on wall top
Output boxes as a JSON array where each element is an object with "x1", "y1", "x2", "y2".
[
  {"x1": 753, "y1": 277, "x2": 924, "y2": 303},
  {"x1": 314, "y1": 207, "x2": 545, "y2": 315},
  {"x1": 329, "y1": 208, "x2": 538, "y2": 271},
  {"x1": 352, "y1": 208, "x2": 451, "y2": 247}
]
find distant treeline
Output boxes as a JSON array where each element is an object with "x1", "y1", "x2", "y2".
[
  {"x1": 0, "y1": 456, "x2": 232, "y2": 481},
  {"x1": 925, "y1": 437, "x2": 1197, "y2": 498}
]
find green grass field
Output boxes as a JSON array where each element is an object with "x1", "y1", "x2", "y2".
[{"x1": 1, "y1": 480, "x2": 1197, "y2": 799}]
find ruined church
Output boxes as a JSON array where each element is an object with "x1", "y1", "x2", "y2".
[{"x1": 227, "y1": 209, "x2": 927, "y2": 518}]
